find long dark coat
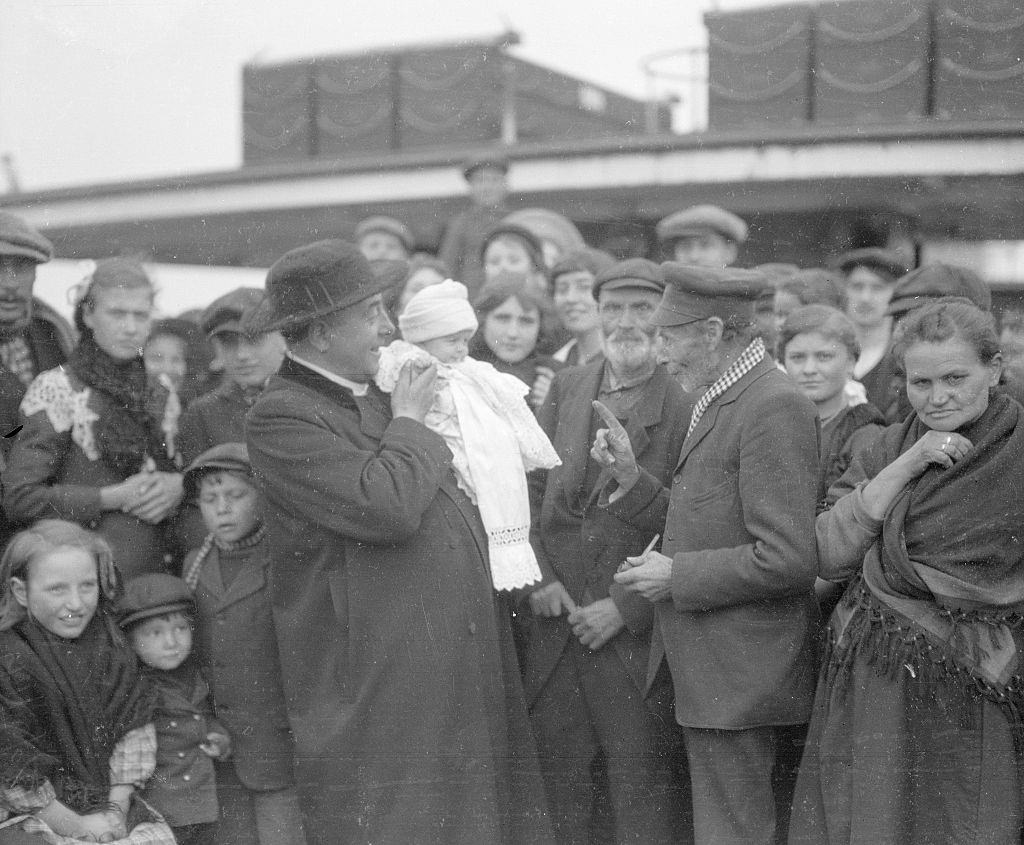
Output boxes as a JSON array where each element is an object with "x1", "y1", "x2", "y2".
[
  {"x1": 246, "y1": 356, "x2": 552, "y2": 845},
  {"x1": 608, "y1": 356, "x2": 821, "y2": 729},
  {"x1": 523, "y1": 361, "x2": 692, "y2": 703}
]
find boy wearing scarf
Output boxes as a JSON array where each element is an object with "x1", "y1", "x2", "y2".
[{"x1": 180, "y1": 444, "x2": 306, "y2": 845}]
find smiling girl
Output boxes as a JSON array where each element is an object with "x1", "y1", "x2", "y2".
[{"x1": 0, "y1": 519, "x2": 174, "y2": 845}]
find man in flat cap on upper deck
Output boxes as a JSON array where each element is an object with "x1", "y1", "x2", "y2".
[
  {"x1": 438, "y1": 153, "x2": 510, "y2": 296},
  {"x1": 656, "y1": 204, "x2": 748, "y2": 269},
  {"x1": 598, "y1": 264, "x2": 820, "y2": 845},
  {"x1": 0, "y1": 211, "x2": 74, "y2": 427},
  {"x1": 244, "y1": 239, "x2": 553, "y2": 845}
]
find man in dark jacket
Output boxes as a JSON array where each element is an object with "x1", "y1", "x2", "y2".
[
  {"x1": 605, "y1": 264, "x2": 820, "y2": 845},
  {"x1": 523, "y1": 258, "x2": 692, "y2": 844},
  {"x1": 0, "y1": 211, "x2": 74, "y2": 417},
  {"x1": 245, "y1": 240, "x2": 553, "y2": 845}
]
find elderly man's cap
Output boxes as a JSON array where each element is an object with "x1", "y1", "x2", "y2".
[
  {"x1": 0, "y1": 211, "x2": 53, "y2": 264},
  {"x1": 833, "y1": 248, "x2": 908, "y2": 282},
  {"x1": 354, "y1": 216, "x2": 414, "y2": 252},
  {"x1": 117, "y1": 573, "x2": 194, "y2": 630},
  {"x1": 656, "y1": 205, "x2": 748, "y2": 248},
  {"x1": 249, "y1": 239, "x2": 391, "y2": 333},
  {"x1": 593, "y1": 258, "x2": 666, "y2": 297},
  {"x1": 887, "y1": 263, "x2": 990, "y2": 319},
  {"x1": 183, "y1": 442, "x2": 253, "y2": 501},
  {"x1": 201, "y1": 287, "x2": 267, "y2": 338},
  {"x1": 650, "y1": 263, "x2": 772, "y2": 327},
  {"x1": 461, "y1": 152, "x2": 510, "y2": 180}
]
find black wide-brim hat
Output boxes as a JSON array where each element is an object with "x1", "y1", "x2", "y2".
[{"x1": 249, "y1": 239, "x2": 393, "y2": 333}]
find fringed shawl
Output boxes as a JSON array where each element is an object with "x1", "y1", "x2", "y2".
[{"x1": 828, "y1": 393, "x2": 1024, "y2": 726}]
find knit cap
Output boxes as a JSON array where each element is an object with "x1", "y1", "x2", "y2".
[{"x1": 399, "y1": 279, "x2": 478, "y2": 343}]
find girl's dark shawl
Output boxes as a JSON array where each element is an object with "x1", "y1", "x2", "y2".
[
  {"x1": 828, "y1": 393, "x2": 1024, "y2": 725},
  {"x1": 0, "y1": 611, "x2": 155, "y2": 812}
]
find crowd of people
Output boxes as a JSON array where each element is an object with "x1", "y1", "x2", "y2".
[{"x1": 1, "y1": 152, "x2": 1023, "y2": 845}]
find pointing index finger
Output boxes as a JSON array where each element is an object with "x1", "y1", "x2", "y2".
[{"x1": 592, "y1": 400, "x2": 628, "y2": 435}]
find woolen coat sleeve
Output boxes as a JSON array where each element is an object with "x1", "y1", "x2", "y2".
[
  {"x1": 3, "y1": 403, "x2": 102, "y2": 525},
  {"x1": 603, "y1": 468, "x2": 671, "y2": 538},
  {"x1": 669, "y1": 390, "x2": 819, "y2": 611},
  {"x1": 246, "y1": 398, "x2": 453, "y2": 545}
]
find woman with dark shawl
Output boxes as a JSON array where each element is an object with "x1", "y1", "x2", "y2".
[
  {"x1": 0, "y1": 520, "x2": 173, "y2": 845},
  {"x1": 3, "y1": 259, "x2": 183, "y2": 578},
  {"x1": 790, "y1": 299, "x2": 1024, "y2": 844}
]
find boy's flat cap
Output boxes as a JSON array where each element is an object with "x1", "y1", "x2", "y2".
[
  {"x1": 183, "y1": 442, "x2": 253, "y2": 500},
  {"x1": 354, "y1": 216, "x2": 414, "y2": 252},
  {"x1": 118, "y1": 573, "x2": 194, "y2": 629},
  {"x1": 833, "y1": 248, "x2": 908, "y2": 281},
  {"x1": 887, "y1": 263, "x2": 990, "y2": 318},
  {"x1": 200, "y1": 287, "x2": 267, "y2": 337}
]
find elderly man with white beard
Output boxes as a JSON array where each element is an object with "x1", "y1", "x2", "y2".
[{"x1": 522, "y1": 258, "x2": 693, "y2": 845}]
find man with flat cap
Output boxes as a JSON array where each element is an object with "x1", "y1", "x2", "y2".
[
  {"x1": 0, "y1": 211, "x2": 74, "y2": 437},
  {"x1": 598, "y1": 264, "x2": 820, "y2": 845},
  {"x1": 438, "y1": 153, "x2": 510, "y2": 295},
  {"x1": 177, "y1": 287, "x2": 286, "y2": 465},
  {"x1": 245, "y1": 240, "x2": 553, "y2": 845},
  {"x1": 523, "y1": 258, "x2": 692, "y2": 845},
  {"x1": 655, "y1": 204, "x2": 747, "y2": 269}
]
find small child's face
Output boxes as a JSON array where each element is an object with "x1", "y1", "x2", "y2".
[
  {"x1": 198, "y1": 471, "x2": 261, "y2": 544},
  {"x1": 11, "y1": 546, "x2": 99, "y2": 640},
  {"x1": 484, "y1": 236, "x2": 535, "y2": 283},
  {"x1": 129, "y1": 612, "x2": 192, "y2": 671},
  {"x1": 417, "y1": 330, "x2": 475, "y2": 364}
]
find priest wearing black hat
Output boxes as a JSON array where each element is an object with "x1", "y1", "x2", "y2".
[
  {"x1": 245, "y1": 240, "x2": 553, "y2": 845},
  {"x1": 603, "y1": 264, "x2": 821, "y2": 845}
]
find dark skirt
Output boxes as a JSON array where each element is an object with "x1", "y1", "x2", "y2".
[{"x1": 789, "y1": 609, "x2": 1024, "y2": 845}]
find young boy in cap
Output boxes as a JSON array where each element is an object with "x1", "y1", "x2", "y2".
[
  {"x1": 376, "y1": 280, "x2": 560, "y2": 593},
  {"x1": 177, "y1": 288, "x2": 286, "y2": 466},
  {"x1": 181, "y1": 443, "x2": 307, "y2": 845},
  {"x1": 119, "y1": 572, "x2": 230, "y2": 845}
]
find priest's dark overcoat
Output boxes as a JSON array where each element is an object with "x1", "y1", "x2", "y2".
[{"x1": 246, "y1": 356, "x2": 552, "y2": 845}]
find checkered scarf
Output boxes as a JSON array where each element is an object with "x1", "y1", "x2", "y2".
[
  {"x1": 0, "y1": 334, "x2": 35, "y2": 386},
  {"x1": 687, "y1": 337, "x2": 766, "y2": 437}
]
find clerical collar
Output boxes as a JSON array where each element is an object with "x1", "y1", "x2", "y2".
[{"x1": 287, "y1": 352, "x2": 368, "y2": 396}]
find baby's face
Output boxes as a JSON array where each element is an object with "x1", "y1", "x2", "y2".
[{"x1": 417, "y1": 330, "x2": 475, "y2": 364}]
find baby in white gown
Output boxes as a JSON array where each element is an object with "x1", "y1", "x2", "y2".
[{"x1": 375, "y1": 280, "x2": 560, "y2": 591}]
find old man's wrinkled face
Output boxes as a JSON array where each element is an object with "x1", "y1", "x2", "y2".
[{"x1": 0, "y1": 256, "x2": 37, "y2": 337}]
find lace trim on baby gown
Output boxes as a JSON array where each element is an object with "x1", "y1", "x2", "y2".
[
  {"x1": 20, "y1": 368, "x2": 101, "y2": 461},
  {"x1": 376, "y1": 341, "x2": 558, "y2": 590}
]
